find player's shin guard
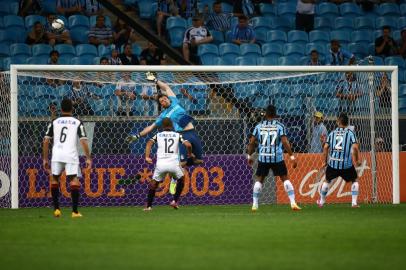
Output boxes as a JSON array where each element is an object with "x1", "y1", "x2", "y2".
[
  {"x1": 319, "y1": 182, "x2": 329, "y2": 205},
  {"x1": 147, "y1": 188, "x2": 156, "y2": 208},
  {"x1": 283, "y1": 180, "x2": 296, "y2": 205},
  {"x1": 253, "y1": 181, "x2": 263, "y2": 207},
  {"x1": 70, "y1": 183, "x2": 80, "y2": 214},
  {"x1": 173, "y1": 177, "x2": 184, "y2": 203},
  {"x1": 51, "y1": 183, "x2": 60, "y2": 210},
  {"x1": 351, "y1": 182, "x2": 359, "y2": 206}
]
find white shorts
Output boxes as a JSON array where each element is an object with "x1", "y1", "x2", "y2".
[
  {"x1": 51, "y1": 162, "x2": 82, "y2": 177},
  {"x1": 152, "y1": 163, "x2": 184, "y2": 182}
]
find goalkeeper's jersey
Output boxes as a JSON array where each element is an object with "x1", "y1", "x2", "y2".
[
  {"x1": 151, "y1": 131, "x2": 186, "y2": 164},
  {"x1": 154, "y1": 96, "x2": 194, "y2": 131}
]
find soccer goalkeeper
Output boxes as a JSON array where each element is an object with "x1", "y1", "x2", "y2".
[{"x1": 127, "y1": 72, "x2": 203, "y2": 167}]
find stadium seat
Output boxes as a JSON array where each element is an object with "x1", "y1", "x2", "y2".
[
  {"x1": 0, "y1": 43, "x2": 10, "y2": 58},
  {"x1": 348, "y1": 43, "x2": 368, "y2": 59},
  {"x1": 138, "y1": 0, "x2": 158, "y2": 19},
  {"x1": 314, "y1": 17, "x2": 333, "y2": 31},
  {"x1": 270, "y1": 16, "x2": 292, "y2": 32},
  {"x1": 399, "y1": 17, "x2": 406, "y2": 31},
  {"x1": 251, "y1": 17, "x2": 272, "y2": 32},
  {"x1": 3, "y1": 15, "x2": 24, "y2": 28},
  {"x1": 284, "y1": 43, "x2": 305, "y2": 57},
  {"x1": 68, "y1": 15, "x2": 90, "y2": 29},
  {"x1": 400, "y1": 98, "x2": 406, "y2": 114},
  {"x1": 283, "y1": 98, "x2": 303, "y2": 115},
  {"x1": 339, "y1": 2, "x2": 362, "y2": 18},
  {"x1": 31, "y1": 44, "x2": 52, "y2": 57},
  {"x1": 215, "y1": 56, "x2": 236, "y2": 65},
  {"x1": 287, "y1": 30, "x2": 308, "y2": 46},
  {"x1": 70, "y1": 29, "x2": 90, "y2": 44},
  {"x1": 218, "y1": 42, "x2": 240, "y2": 63},
  {"x1": 330, "y1": 30, "x2": 351, "y2": 45},
  {"x1": 98, "y1": 44, "x2": 111, "y2": 57},
  {"x1": 55, "y1": 44, "x2": 75, "y2": 58},
  {"x1": 259, "y1": 3, "x2": 276, "y2": 16},
  {"x1": 9, "y1": 43, "x2": 31, "y2": 58},
  {"x1": 257, "y1": 56, "x2": 279, "y2": 65},
  {"x1": 309, "y1": 30, "x2": 330, "y2": 43},
  {"x1": 90, "y1": 98, "x2": 112, "y2": 116},
  {"x1": 131, "y1": 43, "x2": 142, "y2": 56},
  {"x1": 166, "y1": 16, "x2": 187, "y2": 29},
  {"x1": 401, "y1": 3, "x2": 406, "y2": 16},
  {"x1": 235, "y1": 56, "x2": 257, "y2": 65},
  {"x1": 41, "y1": 0, "x2": 57, "y2": 14},
  {"x1": 71, "y1": 56, "x2": 95, "y2": 65},
  {"x1": 375, "y1": 17, "x2": 398, "y2": 31},
  {"x1": 25, "y1": 15, "x2": 46, "y2": 29},
  {"x1": 266, "y1": 30, "x2": 287, "y2": 45},
  {"x1": 305, "y1": 43, "x2": 326, "y2": 57},
  {"x1": 261, "y1": 43, "x2": 283, "y2": 57},
  {"x1": 240, "y1": 43, "x2": 261, "y2": 58},
  {"x1": 378, "y1": 3, "x2": 400, "y2": 17},
  {"x1": 277, "y1": 2, "x2": 296, "y2": 17},
  {"x1": 399, "y1": 84, "x2": 406, "y2": 98},
  {"x1": 221, "y1": 2, "x2": 233, "y2": 13},
  {"x1": 252, "y1": 95, "x2": 269, "y2": 109},
  {"x1": 352, "y1": 30, "x2": 374, "y2": 44},
  {"x1": 198, "y1": 44, "x2": 219, "y2": 65},
  {"x1": 90, "y1": 15, "x2": 112, "y2": 28},
  {"x1": 278, "y1": 56, "x2": 300, "y2": 65},
  {"x1": 385, "y1": 56, "x2": 406, "y2": 69},
  {"x1": 58, "y1": 56, "x2": 72, "y2": 65},
  {"x1": 254, "y1": 29, "x2": 268, "y2": 45},
  {"x1": 210, "y1": 30, "x2": 224, "y2": 45},
  {"x1": 166, "y1": 17, "x2": 186, "y2": 48},
  {"x1": 354, "y1": 17, "x2": 375, "y2": 30},
  {"x1": 2, "y1": 56, "x2": 26, "y2": 70},
  {"x1": 334, "y1": 17, "x2": 354, "y2": 32},
  {"x1": 317, "y1": 2, "x2": 339, "y2": 17},
  {"x1": 76, "y1": 44, "x2": 98, "y2": 57}
]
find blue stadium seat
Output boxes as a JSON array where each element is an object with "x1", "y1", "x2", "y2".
[
  {"x1": 334, "y1": 17, "x2": 354, "y2": 32},
  {"x1": 355, "y1": 16, "x2": 375, "y2": 30},
  {"x1": 399, "y1": 17, "x2": 406, "y2": 31},
  {"x1": 277, "y1": 2, "x2": 296, "y2": 17},
  {"x1": 257, "y1": 56, "x2": 278, "y2": 65},
  {"x1": 32, "y1": 44, "x2": 52, "y2": 57},
  {"x1": 70, "y1": 29, "x2": 89, "y2": 44},
  {"x1": 55, "y1": 44, "x2": 75, "y2": 58},
  {"x1": 287, "y1": 30, "x2": 308, "y2": 46},
  {"x1": 3, "y1": 15, "x2": 24, "y2": 28},
  {"x1": 270, "y1": 16, "x2": 292, "y2": 32},
  {"x1": 261, "y1": 43, "x2": 283, "y2": 57},
  {"x1": 198, "y1": 44, "x2": 219, "y2": 65},
  {"x1": 339, "y1": 2, "x2": 362, "y2": 18},
  {"x1": 71, "y1": 56, "x2": 95, "y2": 65},
  {"x1": 234, "y1": 83, "x2": 258, "y2": 100},
  {"x1": 131, "y1": 43, "x2": 142, "y2": 56},
  {"x1": 368, "y1": 42, "x2": 376, "y2": 56},
  {"x1": 41, "y1": 0, "x2": 57, "y2": 14},
  {"x1": 210, "y1": 30, "x2": 224, "y2": 45},
  {"x1": 240, "y1": 43, "x2": 261, "y2": 58},
  {"x1": 401, "y1": 3, "x2": 406, "y2": 16},
  {"x1": 284, "y1": 43, "x2": 305, "y2": 57},
  {"x1": 259, "y1": 3, "x2": 276, "y2": 16},
  {"x1": 25, "y1": 15, "x2": 46, "y2": 29},
  {"x1": 215, "y1": 56, "x2": 236, "y2": 65},
  {"x1": 399, "y1": 84, "x2": 406, "y2": 97},
  {"x1": 76, "y1": 44, "x2": 98, "y2": 57},
  {"x1": 330, "y1": 30, "x2": 351, "y2": 45},
  {"x1": 314, "y1": 17, "x2": 333, "y2": 31},
  {"x1": 278, "y1": 56, "x2": 300, "y2": 65},
  {"x1": 68, "y1": 15, "x2": 90, "y2": 29},
  {"x1": 400, "y1": 98, "x2": 406, "y2": 114},
  {"x1": 251, "y1": 17, "x2": 272, "y2": 31},
  {"x1": 90, "y1": 98, "x2": 112, "y2": 116},
  {"x1": 283, "y1": 98, "x2": 303, "y2": 115},
  {"x1": 9, "y1": 43, "x2": 31, "y2": 58},
  {"x1": 235, "y1": 56, "x2": 257, "y2": 65},
  {"x1": 317, "y1": 2, "x2": 339, "y2": 17},
  {"x1": 309, "y1": 30, "x2": 330, "y2": 43},
  {"x1": 138, "y1": 0, "x2": 158, "y2": 19},
  {"x1": 2, "y1": 56, "x2": 26, "y2": 70},
  {"x1": 98, "y1": 44, "x2": 111, "y2": 57},
  {"x1": 0, "y1": 43, "x2": 9, "y2": 58},
  {"x1": 254, "y1": 29, "x2": 268, "y2": 45},
  {"x1": 166, "y1": 17, "x2": 186, "y2": 47},
  {"x1": 352, "y1": 30, "x2": 374, "y2": 44},
  {"x1": 221, "y1": 2, "x2": 233, "y2": 13},
  {"x1": 378, "y1": 3, "x2": 400, "y2": 17},
  {"x1": 375, "y1": 17, "x2": 398, "y2": 31},
  {"x1": 266, "y1": 30, "x2": 287, "y2": 45},
  {"x1": 385, "y1": 56, "x2": 406, "y2": 69},
  {"x1": 305, "y1": 43, "x2": 326, "y2": 57},
  {"x1": 252, "y1": 96, "x2": 269, "y2": 109},
  {"x1": 0, "y1": 5, "x2": 9, "y2": 16},
  {"x1": 166, "y1": 16, "x2": 187, "y2": 29},
  {"x1": 348, "y1": 43, "x2": 368, "y2": 59},
  {"x1": 89, "y1": 15, "x2": 112, "y2": 28},
  {"x1": 218, "y1": 42, "x2": 240, "y2": 63}
]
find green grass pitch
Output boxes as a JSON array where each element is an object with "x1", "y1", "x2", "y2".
[{"x1": 1, "y1": 204, "x2": 406, "y2": 270}]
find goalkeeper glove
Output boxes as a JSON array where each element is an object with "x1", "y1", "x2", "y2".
[
  {"x1": 146, "y1": 72, "x2": 158, "y2": 83},
  {"x1": 126, "y1": 134, "x2": 140, "y2": 143}
]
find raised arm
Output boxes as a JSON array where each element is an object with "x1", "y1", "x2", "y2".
[
  {"x1": 126, "y1": 123, "x2": 157, "y2": 143},
  {"x1": 282, "y1": 136, "x2": 297, "y2": 168},
  {"x1": 156, "y1": 80, "x2": 176, "y2": 97}
]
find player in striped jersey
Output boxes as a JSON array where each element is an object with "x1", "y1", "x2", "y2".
[
  {"x1": 318, "y1": 113, "x2": 361, "y2": 208},
  {"x1": 247, "y1": 105, "x2": 301, "y2": 211}
]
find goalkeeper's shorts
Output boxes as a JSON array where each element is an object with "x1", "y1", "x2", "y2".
[{"x1": 179, "y1": 129, "x2": 203, "y2": 162}]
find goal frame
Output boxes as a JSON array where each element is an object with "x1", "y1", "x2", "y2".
[{"x1": 9, "y1": 65, "x2": 400, "y2": 208}]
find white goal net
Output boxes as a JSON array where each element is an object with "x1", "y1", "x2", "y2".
[{"x1": 0, "y1": 65, "x2": 400, "y2": 208}]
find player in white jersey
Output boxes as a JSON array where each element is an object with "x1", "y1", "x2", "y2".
[
  {"x1": 144, "y1": 118, "x2": 193, "y2": 211},
  {"x1": 42, "y1": 99, "x2": 92, "y2": 218}
]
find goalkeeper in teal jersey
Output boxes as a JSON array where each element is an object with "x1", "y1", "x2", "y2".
[{"x1": 127, "y1": 72, "x2": 203, "y2": 167}]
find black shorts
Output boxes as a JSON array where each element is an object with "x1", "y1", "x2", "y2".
[
  {"x1": 256, "y1": 161, "x2": 288, "y2": 177},
  {"x1": 325, "y1": 165, "x2": 358, "y2": 183}
]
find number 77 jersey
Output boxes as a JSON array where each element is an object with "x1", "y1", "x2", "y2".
[
  {"x1": 252, "y1": 120, "x2": 287, "y2": 163},
  {"x1": 326, "y1": 127, "x2": 358, "y2": 170}
]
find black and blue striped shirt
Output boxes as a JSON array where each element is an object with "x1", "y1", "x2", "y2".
[
  {"x1": 252, "y1": 120, "x2": 286, "y2": 163},
  {"x1": 326, "y1": 127, "x2": 358, "y2": 169}
]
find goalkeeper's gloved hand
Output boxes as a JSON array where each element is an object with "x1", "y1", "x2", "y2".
[
  {"x1": 125, "y1": 134, "x2": 140, "y2": 143},
  {"x1": 146, "y1": 72, "x2": 157, "y2": 83}
]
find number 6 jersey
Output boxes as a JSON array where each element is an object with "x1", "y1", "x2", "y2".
[
  {"x1": 44, "y1": 116, "x2": 87, "y2": 164},
  {"x1": 151, "y1": 131, "x2": 186, "y2": 165}
]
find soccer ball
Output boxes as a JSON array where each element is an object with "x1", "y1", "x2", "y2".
[{"x1": 51, "y1": 19, "x2": 65, "y2": 33}]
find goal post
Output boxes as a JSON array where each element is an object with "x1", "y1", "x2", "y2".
[{"x1": 2, "y1": 64, "x2": 400, "y2": 209}]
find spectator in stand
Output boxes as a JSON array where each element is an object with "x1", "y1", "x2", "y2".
[
  {"x1": 82, "y1": 0, "x2": 104, "y2": 16},
  {"x1": 89, "y1": 15, "x2": 113, "y2": 46},
  {"x1": 397, "y1": 29, "x2": 406, "y2": 58},
  {"x1": 376, "y1": 73, "x2": 391, "y2": 112},
  {"x1": 26, "y1": 21, "x2": 48, "y2": 45},
  {"x1": 177, "y1": 0, "x2": 197, "y2": 19},
  {"x1": 141, "y1": 84, "x2": 158, "y2": 116},
  {"x1": 99, "y1": 57, "x2": 109, "y2": 65},
  {"x1": 115, "y1": 72, "x2": 137, "y2": 116},
  {"x1": 326, "y1": 39, "x2": 355, "y2": 65},
  {"x1": 109, "y1": 46, "x2": 123, "y2": 65},
  {"x1": 296, "y1": 0, "x2": 316, "y2": 33},
  {"x1": 183, "y1": 16, "x2": 213, "y2": 62},
  {"x1": 45, "y1": 14, "x2": 72, "y2": 46},
  {"x1": 231, "y1": 15, "x2": 256, "y2": 45},
  {"x1": 19, "y1": 0, "x2": 42, "y2": 17},
  {"x1": 66, "y1": 81, "x2": 101, "y2": 116},
  {"x1": 140, "y1": 42, "x2": 167, "y2": 65},
  {"x1": 113, "y1": 19, "x2": 137, "y2": 49},
  {"x1": 119, "y1": 43, "x2": 140, "y2": 65},
  {"x1": 307, "y1": 50, "x2": 324, "y2": 65},
  {"x1": 56, "y1": 0, "x2": 83, "y2": 17},
  {"x1": 375, "y1": 26, "x2": 398, "y2": 58},
  {"x1": 156, "y1": 0, "x2": 179, "y2": 37},
  {"x1": 47, "y1": 50, "x2": 62, "y2": 87},
  {"x1": 204, "y1": 1, "x2": 233, "y2": 33},
  {"x1": 336, "y1": 72, "x2": 362, "y2": 114}
]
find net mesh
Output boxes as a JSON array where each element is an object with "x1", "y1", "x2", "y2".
[{"x1": 0, "y1": 68, "x2": 395, "y2": 208}]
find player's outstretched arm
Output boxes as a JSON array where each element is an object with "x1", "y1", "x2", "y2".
[
  {"x1": 282, "y1": 136, "x2": 297, "y2": 168},
  {"x1": 42, "y1": 137, "x2": 51, "y2": 173},
  {"x1": 145, "y1": 139, "x2": 155, "y2": 164},
  {"x1": 126, "y1": 123, "x2": 157, "y2": 143},
  {"x1": 80, "y1": 138, "x2": 92, "y2": 169},
  {"x1": 146, "y1": 72, "x2": 176, "y2": 97}
]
